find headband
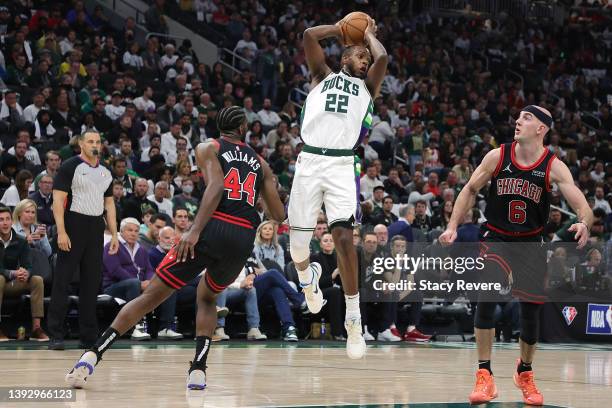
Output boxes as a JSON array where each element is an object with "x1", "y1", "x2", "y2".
[{"x1": 521, "y1": 105, "x2": 553, "y2": 128}]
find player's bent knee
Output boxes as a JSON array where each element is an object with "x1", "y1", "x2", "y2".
[{"x1": 289, "y1": 229, "x2": 312, "y2": 263}]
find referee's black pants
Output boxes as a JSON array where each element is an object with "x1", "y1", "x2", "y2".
[{"x1": 48, "y1": 212, "x2": 105, "y2": 344}]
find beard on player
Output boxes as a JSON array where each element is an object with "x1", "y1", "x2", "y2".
[{"x1": 341, "y1": 45, "x2": 371, "y2": 79}]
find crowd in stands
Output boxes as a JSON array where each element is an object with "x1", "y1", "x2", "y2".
[{"x1": 0, "y1": 0, "x2": 610, "y2": 343}]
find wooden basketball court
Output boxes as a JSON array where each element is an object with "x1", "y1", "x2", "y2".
[{"x1": 1, "y1": 341, "x2": 610, "y2": 407}]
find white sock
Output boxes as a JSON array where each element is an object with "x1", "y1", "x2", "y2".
[
  {"x1": 297, "y1": 263, "x2": 314, "y2": 286},
  {"x1": 345, "y1": 293, "x2": 360, "y2": 321}
]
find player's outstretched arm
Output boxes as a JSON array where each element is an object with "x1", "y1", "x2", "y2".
[
  {"x1": 175, "y1": 141, "x2": 224, "y2": 261},
  {"x1": 260, "y1": 159, "x2": 285, "y2": 223},
  {"x1": 364, "y1": 17, "x2": 388, "y2": 98},
  {"x1": 439, "y1": 148, "x2": 500, "y2": 245},
  {"x1": 303, "y1": 25, "x2": 339, "y2": 85},
  {"x1": 550, "y1": 158, "x2": 593, "y2": 248}
]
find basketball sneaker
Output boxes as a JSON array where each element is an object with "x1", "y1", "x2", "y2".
[
  {"x1": 65, "y1": 351, "x2": 98, "y2": 389},
  {"x1": 212, "y1": 327, "x2": 229, "y2": 341},
  {"x1": 345, "y1": 317, "x2": 366, "y2": 359},
  {"x1": 513, "y1": 360, "x2": 544, "y2": 405},
  {"x1": 377, "y1": 328, "x2": 402, "y2": 342},
  {"x1": 246, "y1": 328, "x2": 267, "y2": 340},
  {"x1": 300, "y1": 262, "x2": 324, "y2": 314},
  {"x1": 468, "y1": 368, "x2": 498, "y2": 404},
  {"x1": 157, "y1": 328, "x2": 184, "y2": 340},
  {"x1": 403, "y1": 328, "x2": 432, "y2": 342},
  {"x1": 187, "y1": 368, "x2": 206, "y2": 390}
]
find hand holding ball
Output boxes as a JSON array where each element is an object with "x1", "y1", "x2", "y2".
[{"x1": 338, "y1": 12, "x2": 371, "y2": 46}]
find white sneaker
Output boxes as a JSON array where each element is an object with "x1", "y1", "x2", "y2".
[
  {"x1": 363, "y1": 330, "x2": 375, "y2": 341},
  {"x1": 377, "y1": 328, "x2": 402, "y2": 342},
  {"x1": 345, "y1": 317, "x2": 366, "y2": 359},
  {"x1": 216, "y1": 306, "x2": 229, "y2": 318},
  {"x1": 66, "y1": 351, "x2": 98, "y2": 389},
  {"x1": 131, "y1": 323, "x2": 151, "y2": 341},
  {"x1": 212, "y1": 327, "x2": 229, "y2": 341},
  {"x1": 187, "y1": 369, "x2": 206, "y2": 390},
  {"x1": 158, "y1": 328, "x2": 184, "y2": 340},
  {"x1": 300, "y1": 262, "x2": 324, "y2": 314},
  {"x1": 246, "y1": 328, "x2": 267, "y2": 340}
]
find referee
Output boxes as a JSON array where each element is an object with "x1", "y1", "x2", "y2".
[{"x1": 47, "y1": 131, "x2": 119, "y2": 350}]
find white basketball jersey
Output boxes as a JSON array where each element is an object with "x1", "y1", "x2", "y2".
[{"x1": 300, "y1": 71, "x2": 373, "y2": 150}]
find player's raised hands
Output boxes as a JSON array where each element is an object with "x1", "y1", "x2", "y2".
[
  {"x1": 568, "y1": 222, "x2": 589, "y2": 249},
  {"x1": 365, "y1": 16, "x2": 378, "y2": 36}
]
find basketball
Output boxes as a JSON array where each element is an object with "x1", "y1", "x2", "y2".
[{"x1": 340, "y1": 11, "x2": 370, "y2": 46}]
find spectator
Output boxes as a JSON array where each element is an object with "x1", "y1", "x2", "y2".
[
  {"x1": 157, "y1": 94, "x2": 180, "y2": 133},
  {"x1": 173, "y1": 207, "x2": 190, "y2": 236},
  {"x1": 243, "y1": 96, "x2": 261, "y2": 124},
  {"x1": 256, "y1": 42, "x2": 280, "y2": 103},
  {"x1": 0, "y1": 90, "x2": 25, "y2": 128},
  {"x1": 309, "y1": 220, "x2": 327, "y2": 253},
  {"x1": 111, "y1": 157, "x2": 134, "y2": 196},
  {"x1": 161, "y1": 123, "x2": 192, "y2": 164},
  {"x1": 456, "y1": 208, "x2": 481, "y2": 243},
  {"x1": 12, "y1": 199, "x2": 52, "y2": 258},
  {"x1": 373, "y1": 224, "x2": 389, "y2": 250},
  {"x1": 23, "y1": 91, "x2": 47, "y2": 123},
  {"x1": 172, "y1": 178, "x2": 199, "y2": 217},
  {"x1": 372, "y1": 196, "x2": 398, "y2": 227},
  {"x1": 138, "y1": 213, "x2": 168, "y2": 253},
  {"x1": 29, "y1": 174, "x2": 54, "y2": 227},
  {"x1": 412, "y1": 200, "x2": 433, "y2": 233},
  {"x1": 1, "y1": 169, "x2": 33, "y2": 208},
  {"x1": 368, "y1": 185, "x2": 386, "y2": 212},
  {"x1": 384, "y1": 168, "x2": 408, "y2": 203},
  {"x1": 8, "y1": 139, "x2": 38, "y2": 172},
  {"x1": 214, "y1": 267, "x2": 267, "y2": 341},
  {"x1": 148, "y1": 181, "x2": 173, "y2": 217},
  {"x1": 122, "y1": 178, "x2": 159, "y2": 222},
  {"x1": 360, "y1": 163, "x2": 384, "y2": 201},
  {"x1": 257, "y1": 98, "x2": 281, "y2": 131},
  {"x1": 253, "y1": 220, "x2": 285, "y2": 270},
  {"x1": 310, "y1": 233, "x2": 345, "y2": 340},
  {"x1": 432, "y1": 200, "x2": 454, "y2": 230},
  {"x1": 31, "y1": 150, "x2": 61, "y2": 191},
  {"x1": 105, "y1": 91, "x2": 125, "y2": 121},
  {"x1": 387, "y1": 204, "x2": 414, "y2": 242},
  {"x1": 102, "y1": 217, "x2": 181, "y2": 340},
  {"x1": 594, "y1": 186, "x2": 611, "y2": 214},
  {"x1": 0, "y1": 206, "x2": 48, "y2": 341}
]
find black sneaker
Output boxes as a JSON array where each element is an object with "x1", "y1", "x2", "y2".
[
  {"x1": 283, "y1": 326, "x2": 298, "y2": 342},
  {"x1": 48, "y1": 339, "x2": 65, "y2": 350}
]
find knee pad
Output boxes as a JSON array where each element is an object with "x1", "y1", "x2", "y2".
[
  {"x1": 474, "y1": 302, "x2": 497, "y2": 329},
  {"x1": 519, "y1": 302, "x2": 541, "y2": 345},
  {"x1": 289, "y1": 229, "x2": 312, "y2": 264}
]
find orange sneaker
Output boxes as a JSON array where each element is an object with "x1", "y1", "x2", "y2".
[
  {"x1": 469, "y1": 368, "x2": 498, "y2": 405},
  {"x1": 513, "y1": 361, "x2": 544, "y2": 406}
]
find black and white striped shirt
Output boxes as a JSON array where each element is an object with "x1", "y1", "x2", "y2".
[{"x1": 53, "y1": 156, "x2": 113, "y2": 216}]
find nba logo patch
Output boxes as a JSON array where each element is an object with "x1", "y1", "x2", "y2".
[
  {"x1": 562, "y1": 306, "x2": 577, "y2": 326},
  {"x1": 586, "y1": 304, "x2": 612, "y2": 335}
]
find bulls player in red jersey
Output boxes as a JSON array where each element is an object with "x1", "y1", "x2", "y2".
[
  {"x1": 65, "y1": 107, "x2": 285, "y2": 390},
  {"x1": 440, "y1": 105, "x2": 593, "y2": 405}
]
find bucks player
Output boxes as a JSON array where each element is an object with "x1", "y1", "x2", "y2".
[{"x1": 289, "y1": 17, "x2": 387, "y2": 359}]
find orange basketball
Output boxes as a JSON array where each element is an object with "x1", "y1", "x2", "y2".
[{"x1": 340, "y1": 12, "x2": 369, "y2": 46}]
